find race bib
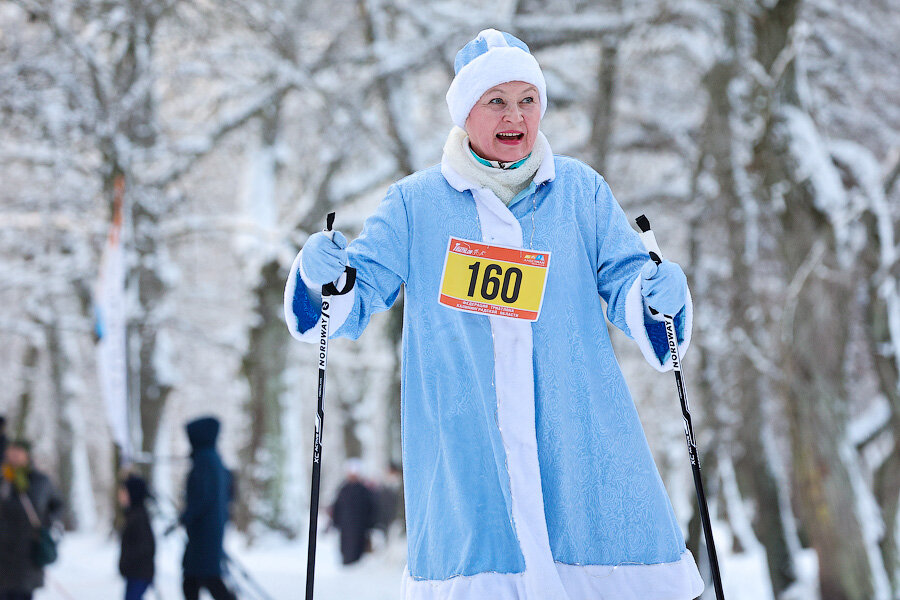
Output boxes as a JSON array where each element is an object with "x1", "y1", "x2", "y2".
[{"x1": 438, "y1": 237, "x2": 551, "y2": 321}]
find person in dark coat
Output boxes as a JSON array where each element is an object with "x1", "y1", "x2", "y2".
[
  {"x1": 0, "y1": 440, "x2": 63, "y2": 600},
  {"x1": 118, "y1": 475, "x2": 155, "y2": 600},
  {"x1": 0, "y1": 416, "x2": 8, "y2": 461},
  {"x1": 330, "y1": 459, "x2": 375, "y2": 565},
  {"x1": 179, "y1": 416, "x2": 237, "y2": 600},
  {"x1": 373, "y1": 462, "x2": 401, "y2": 540}
]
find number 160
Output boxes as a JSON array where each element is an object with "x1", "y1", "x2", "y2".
[{"x1": 466, "y1": 262, "x2": 523, "y2": 303}]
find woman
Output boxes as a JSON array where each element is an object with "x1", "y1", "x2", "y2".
[
  {"x1": 0, "y1": 440, "x2": 63, "y2": 600},
  {"x1": 118, "y1": 474, "x2": 155, "y2": 600},
  {"x1": 286, "y1": 29, "x2": 704, "y2": 600}
]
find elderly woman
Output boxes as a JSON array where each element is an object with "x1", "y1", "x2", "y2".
[{"x1": 286, "y1": 29, "x2": 703, "y2": 600}]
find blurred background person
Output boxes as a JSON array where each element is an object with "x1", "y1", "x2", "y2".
[
  {"x1": 0, "y1": 439, "x2": 63, "y2": 600},
  {"x1": 179, "y1": 416, "x2": 237, "y2": 600},
  {"x1": 372, "y1": 462, "x2": 402, "y2": 546},
  {"x1": 330, "y1": 459, "x2": 375, "y2": 566},
  {"x1": 118, "y1": 474, "x2": 155, "y2": 600},
  {"x1": 0, "y1": 416, "x2": 7, "y2": 460}
]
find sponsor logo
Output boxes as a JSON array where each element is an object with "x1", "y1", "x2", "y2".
[
  {"x1": 666, "y1": 319, "x2": 679, "y2": 370},
  {"x1": 452, "y1": 242, "x2": 486, "y2": 257},
  {"x1": 319, "y1": 301, "x2": 330, "y2": 368},
  {"x1": 522, "y1": 253, "x2": 546, "y2": 265}
]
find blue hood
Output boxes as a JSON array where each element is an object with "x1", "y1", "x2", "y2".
[{"x1": 186, "y1": 417, "x2": 220, "y2": 450}]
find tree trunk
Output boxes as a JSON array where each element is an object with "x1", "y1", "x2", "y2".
[
  {"x1": 747, "y1": 2, "x2": 887, "y2": 596},
  {"x1": 236, "y1": 259, "x2": 293, "y2": 535},
  {"x1": 131, "y1": 194, "x2": 173, "y2": 464},
  {"x1": 704, "y1": 21, "x2": 798, "y2": 591},
  {"x1": 43, "y1": 323, "x2": 76, "y2": 530},
  {"x1": 14, "y1": 343, "x2": 40, "y2": 439},
  {"x1": 861, "y1": 211, "x2": 900, "y2": 594},
  {"x1": 755, "y1": 102, "x2": 879, "y2": 600},
  {"x1": 587, "y1": 39, "x2": 619, "y2": 175}
]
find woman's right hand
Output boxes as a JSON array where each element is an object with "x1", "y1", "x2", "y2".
[{"x1": 300, "y1": 230, "x2": 349, "y2": 286}]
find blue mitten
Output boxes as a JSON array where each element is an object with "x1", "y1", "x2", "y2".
[
  {"x1": 641, "y1": 260, "x2": 687, "y2": 316},
  {"x1": 300, "y1": 230, "x2": 349, "y2": 286}
]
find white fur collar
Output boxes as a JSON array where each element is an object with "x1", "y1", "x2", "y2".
[{"x1": 441, "y1": 127, "x2": 555, "y2": 198}]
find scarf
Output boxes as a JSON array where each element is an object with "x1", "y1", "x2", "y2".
[
  {"x1": 443, "y1": 126, "x2": 546, "y2": 205},
  {"x1": 2, "y1": 463, "x2": 29, "y2": 493}
]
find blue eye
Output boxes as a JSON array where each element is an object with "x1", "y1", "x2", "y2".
[
  {"x1": 489, "y1": 98, "x2": 504, "y2": 105},
  {"x1": 521, "y1": 97, "x2": 534, "y2": 104}
]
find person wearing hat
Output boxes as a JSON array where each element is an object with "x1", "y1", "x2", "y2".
[
  {"x1": 0, "y1": 439, "x2": 64, "y2": 600},
  {"x1": 178, "y1": 417, "x2": 237, "y2": 600},
  {"x1": 286, "y1": 28, "x2": 703, "y2": 600},
  {"x1": 118, "y1": 474, "x2": 156, "y2": 600}
]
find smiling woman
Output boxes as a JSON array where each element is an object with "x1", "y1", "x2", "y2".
[
  {"x1": 286, "y1": 27, "x2": 700, "y2": 600},
  {"x1": 465, "y1": 81, "x2": 541, "y2": 164}
]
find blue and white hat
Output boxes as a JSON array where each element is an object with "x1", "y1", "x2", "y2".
[{"x1": 446, "y1": 29, "x2": 548, "y2": 129}]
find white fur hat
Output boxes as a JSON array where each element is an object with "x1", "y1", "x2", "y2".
[{"x1": 446, "y1": 29, "x2": 548, "y2": 129}]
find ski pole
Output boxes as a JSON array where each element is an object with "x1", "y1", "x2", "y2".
[
  {"x1": 47, "y1": 574, "x2": 79, "y2": 600},
  {"x1": 224, "y1": 550, "x2": 276, "y2": 600},
  {"x1": 635, "y1": 214, "x2": 726, "y2": 600},
  {"x1": 306, "y1": 212, "x2": 356, "y2": 600}
]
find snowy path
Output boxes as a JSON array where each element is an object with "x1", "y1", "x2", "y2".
[
  {"x1": 36, "y1": 528, "x2": 404, "y2": 600},
  {"x1": 34, "y1": 524, "x2": 814, "y2": 600}
]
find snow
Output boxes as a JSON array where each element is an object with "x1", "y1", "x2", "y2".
[
  {"x1": 36, "y1": 526, "x2": 787, "y2": 600},
  {"x1": 716, "y1": 548, "x2": 774, "y2": 600},
  {"x1": 780, "y1": 106, "x2": 848, "y2": 223},
  {"x1": 848, "y1": 394, "x2": 891, "y2": 446},
  {"x1": 37, "y1": 527, "x2": 405, "y2": 600}
]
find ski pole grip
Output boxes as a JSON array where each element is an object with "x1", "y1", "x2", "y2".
[
  {"x1": 635, "y1": 214, "x2": 663, "y2": 265},
  {"x1": 636, "y1": 214, "x2": 665, "y2": 317},
  {"x1": 321, "y1": 212, "x2": 357, "y2": 296}
]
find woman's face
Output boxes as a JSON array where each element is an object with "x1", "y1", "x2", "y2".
[
  {"x1": 466, "y1": 81, "x2": 541, "y2": 163},
  {"x1": 5, "y1": 446, "x2": 28, "y2": 468}
]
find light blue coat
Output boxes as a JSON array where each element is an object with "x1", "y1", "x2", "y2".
[{"x1": 286, "y1": 140, "x2": 703, "y2": 600}]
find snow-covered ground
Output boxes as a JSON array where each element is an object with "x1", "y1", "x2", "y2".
[
  {"x1": 36, "y1": 527, "x2": 405, "y2": 600},
  {"x1": 35, "y1": 522, "x2": 818, "y2": 600}
]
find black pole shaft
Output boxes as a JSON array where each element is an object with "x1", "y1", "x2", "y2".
[
  {"x1": 306, "y1": 296, "x2": 329, "y2": 600},
  {"x1": 306, "y1": 215, "x2": 337, "y2": 600},
  {"x1": 669, "y1": 321, "x2": 726, "y2": 600},
  {"x1": 636, "y1": 214, "x2": 726, "y2": 600}
]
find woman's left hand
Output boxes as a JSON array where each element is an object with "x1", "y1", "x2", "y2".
[{"x1": 640, "y1": 260, "x2": 687, "y2": 316}]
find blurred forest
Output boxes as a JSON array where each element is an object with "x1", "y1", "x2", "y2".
[{"x1": 1, "y1": 0, "x2": 899, "y2": 599}]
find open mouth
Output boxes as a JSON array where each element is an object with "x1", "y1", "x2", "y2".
[{"x1": 496, "y1": 132, "x2": 524, "y2": 142}]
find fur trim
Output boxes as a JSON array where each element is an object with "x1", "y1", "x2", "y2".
[{"x1": 401, "y1": 550, "x2": 704, "y2": 600}]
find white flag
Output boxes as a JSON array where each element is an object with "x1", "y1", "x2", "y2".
[{"x1": 95, "y1": 186, "x2": 134, "y2": 460}]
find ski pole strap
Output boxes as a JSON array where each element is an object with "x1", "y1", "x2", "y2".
[
  {"x1": 323, "y1": 268, "x2": 356, "y2": 296},
  {"x1": 18, "y1": 492, "x2": 42, "y2": 529},
  {"x1": 321, "y1": 211, "x2": 357, "y2": 296}
]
